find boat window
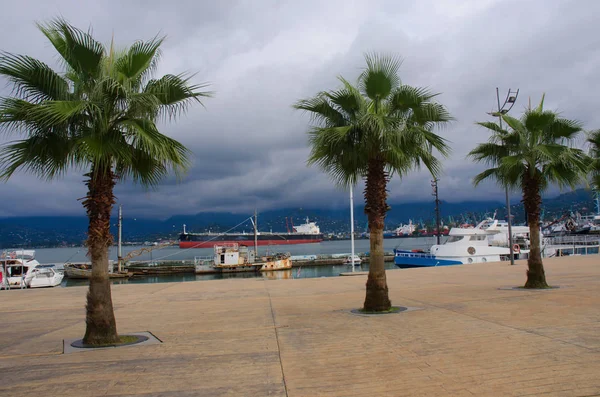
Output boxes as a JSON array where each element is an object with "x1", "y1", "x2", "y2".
[
  {"x1": 469, "y1": 235, "x2": 487, "y2": 241},
  {"x1": 7, "y1": 266, "x2": 28, "y2": 276},
  {"x1": 446, "y1": 236, "x2": 464, "y2": 243}
]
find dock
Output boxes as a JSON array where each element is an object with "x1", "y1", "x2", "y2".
[{"x1": 1, "y1": 256, "x2": 599, "y2": 396}]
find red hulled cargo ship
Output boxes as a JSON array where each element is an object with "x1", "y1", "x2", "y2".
[{"x1": 179, "y1": 217, "x2": 323, "y2": 248}]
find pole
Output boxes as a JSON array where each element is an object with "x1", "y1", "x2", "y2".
[
  {"x1": 497, "y1": 87, "x2": 515, "y2": 266},
  {"x1": 254, "y1": 209, "x2": 258, "y2": 258},
  {"x1": 117, "y1": 204, "x2": 123, "y2": 273},
  {"x1": 350, "y1": 187, "x2": 355, "y2": 272},
  {"x1": 20, "y1": 250, "x2": 24, "y2": 289},
  {"x1": 432, "y1": 179, "x2": 441, "y2": 245}
]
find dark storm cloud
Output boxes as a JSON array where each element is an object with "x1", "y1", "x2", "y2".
[{"x1": 1, "y1": 0, "x2": 599, "y2": 218}]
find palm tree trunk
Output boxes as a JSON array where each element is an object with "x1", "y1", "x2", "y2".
[
  {"x1": 82, "y1": 167, "x2": 119, "y2": 345},
  {"x1": 522, "y1": 173, "x2": 548, "y2": 289},
  {"x1": 363, "y1": 158, "x2": 392, "y2": 311}
]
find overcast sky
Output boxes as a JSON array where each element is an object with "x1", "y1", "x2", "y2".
[{"x1": 1, "y1": 0, "x2": 599, "y2": 219}]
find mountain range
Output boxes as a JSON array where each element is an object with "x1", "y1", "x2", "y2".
[{"x1": 0, "y1": 188, "x2": 597, "y2": 248}]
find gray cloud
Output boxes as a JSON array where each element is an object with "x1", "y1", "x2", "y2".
[{"x1": 1, "y1": 0, "x2": 599, "y2": 219}]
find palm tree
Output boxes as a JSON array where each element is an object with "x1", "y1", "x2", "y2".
[
  {"x1": 0, "y1": 19, "x2": 211, "y2": 344},
  {"x1": 469, "y1": 95, "x2": 588, "y2": 288},
  {"x1": 294, "y1": 54, "x2": 451, "y2": 311},
  {"x1": 586, "y1": 130, "x2": 600, "y2": 190}
]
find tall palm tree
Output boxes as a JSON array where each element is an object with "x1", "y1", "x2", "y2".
[
  {"x1": 295, "y1": 54, "x2": 451, "y2": 311},
  {"x1": 469, "y1": 95, "x2": 588, "y2": 288},
  {"x1": 586, "y1": 130, "x2": 600, "y2": 190},
  {"x1": 0, "y1": 19, "x2": 211, "y2": 344}
]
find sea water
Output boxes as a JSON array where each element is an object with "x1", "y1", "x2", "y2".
[
  {"x1": 26, "y1": 237, "x2": 439, "y2": 287},
  {"x1": 34, "y1": 237, "x2": 437, "y2": 263}
]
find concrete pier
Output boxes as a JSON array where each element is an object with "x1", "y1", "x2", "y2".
[{"x1": 1, "y1": 256, "x2": 599, "y2": 396}]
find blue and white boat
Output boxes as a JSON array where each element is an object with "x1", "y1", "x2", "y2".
[{"x1": 394, "y1": 218, "x2": 531, "y2": 268}]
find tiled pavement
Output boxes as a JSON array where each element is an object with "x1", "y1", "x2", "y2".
[{"x1": 1, "y1": 256, "x2": 599, "y2": 396}]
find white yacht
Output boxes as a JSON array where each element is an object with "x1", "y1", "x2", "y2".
[
  {"x1": 394, "y1": 218, "x2": 531, "y2": 268},
  {"x1": 1, "y1": 250, "x2": 64, "y2": 289}
]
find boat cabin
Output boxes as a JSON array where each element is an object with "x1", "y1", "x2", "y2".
[{"x1": 213, "y1": 243, "x2": 256, "y2": 267}]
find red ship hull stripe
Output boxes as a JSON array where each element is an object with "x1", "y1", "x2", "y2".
[{"x1": 179, "y1": 239, "x2": 322, "y2": 249}]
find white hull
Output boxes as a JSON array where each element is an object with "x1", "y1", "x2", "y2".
[
  {"x1": 4, "y1": 268, "x2": 63, "y2": 289},
  {"x1": 2, "y1": 251, "x2": 63, "y2": 289}
]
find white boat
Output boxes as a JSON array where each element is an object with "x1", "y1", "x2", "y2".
[
  {"x1": 195, "y1": 243, "x2": 292, "y2": 274},
  {"x1": 394, "y1": 220, "x2": 417, "y2": 236},
  {"x1": 394, "y1": 218, "x2": 531, "y2": 268},
  {"x1": 344, "y1": 254, "x2": 362, "y2": 265},
  {"x1": 1, "y1": 250, "x2": 63, "y2": 289}
]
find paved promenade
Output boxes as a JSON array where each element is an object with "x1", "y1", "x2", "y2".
[{"x1": 1, "y1": 256, "x2": 599, "y2": 396}]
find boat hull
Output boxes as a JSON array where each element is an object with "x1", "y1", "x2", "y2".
[
  {"x1": 180, "y1": 239, "x2": 321, "y2": 249},
  {"x1": 64, "y1": 264, "x2": 131, "y2": 279},
  {"x1": 196, "y1": 257, "x2": 292, "y2": 274},
  {"x1": 257, "y1": 258, "x2": 291, "y2": 271},
  {"x1": 394, "y1": 256, "x2": 463, "y2": 268}
]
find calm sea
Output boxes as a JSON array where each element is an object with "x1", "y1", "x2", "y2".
[
  {"x1": 20, "y1": 237, "x2": 440, "y2": 287},
  {"x1": 34, "y1": 237, "x2": 438, "y2": 263}
]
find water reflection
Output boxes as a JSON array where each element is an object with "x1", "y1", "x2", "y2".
[{"x1": 61, "y1": 262, "x2": 396, "y2": 287}]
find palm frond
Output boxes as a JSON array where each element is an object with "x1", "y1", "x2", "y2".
[
  {"x1": 467, "y1": 142, "x2": 508, "y2": 165},
  {"x1": 0, "y1": 98, "x2": 88, "y2": 134},
  {"x1": 500, "y1": 114, "x2": 526, "y2": 134},
  {"x1": 389, "y1": 85, "x2": 437, "y2": 113},
  {"x1": 546, "y1": 118, "x2": 583, "y2": 141},
  {"x1": 37, "y1": 17, "x2": 104, "y2": 78},
  {"x1": 472, "y1": 167, "x2": 502, "y2": 187},
  {"x1": 294, "y1": 94, "x2": 348, "y2": 127},
  {"x1": 114, "y1": 35, "x2": 164, "y2": 86},
  {"x1": 0, "y1": 52, "x2": 69, "y2": 102},
  {"x1": 144, "y1": 73, "x2": 212, "y2": 119},
  {"x1": 475, "y1": 121, "x2": 506, "y2": 135},
  {"x1": 0, "y1": 134, "x2": 82, "y2": 180},
  {"x1": 523, "y1": 110, "x2": 556, "y2": 134},
  {"x1": 359, "y1": 53, "x2": 402, "y2": 101}
]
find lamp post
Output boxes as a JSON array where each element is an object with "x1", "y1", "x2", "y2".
[
  {"x1": 491, "y1": 87, "x2": 519, "y2": 266},
  {"x1": 350, "y1": 187, "x2": 356, "y2": 272}
]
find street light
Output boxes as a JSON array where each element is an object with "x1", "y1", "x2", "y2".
[{"x1": 491, "y1": 87, "x2": 519, "y2": 266}]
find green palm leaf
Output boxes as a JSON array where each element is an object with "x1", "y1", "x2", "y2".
[
  {"x1": 37, "y1": 17, "x2": 104, "y2": 79},
  {"x1": 0, "y1": 52, "x2": 69, "y2": 102}
]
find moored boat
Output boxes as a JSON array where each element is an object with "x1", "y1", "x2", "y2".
[
  {"x1": 195, "y1": 243, "x2": 292, "y2": 274},
  {"x1": 63, "y1": 262, "x2": 132, "y2": 279},
  {"x1": 1, "y1": 250, "x2": 63, "y2": 289},
  {"x1": 394, "y1": 218, "x2": 531, "y2": 268},
  {"x1": 343, "y1": 254, "x2": 362, "y2": 265}
]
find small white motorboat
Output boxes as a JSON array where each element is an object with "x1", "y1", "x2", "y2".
[
  {"x1": 344, "y1": 254, "x2": 362, "y2": 265},
  {"x1": 1, "y1": 250, "x2": 64, "y2": 289}
]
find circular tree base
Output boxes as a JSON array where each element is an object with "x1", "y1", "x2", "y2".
[
  {"x1": 498, "y1": 286, "x2": 561, "y2": 291},
  {"x1": 350, "y1": 306, "x2": 408, "y2": 316},
  {"x1": 70, "y1": 334, "x2": 149, "y2": 349}
]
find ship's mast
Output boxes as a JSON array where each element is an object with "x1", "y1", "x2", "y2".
[{"x1": 254, "y1": 209, "x2": 258, "y2": 257}]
